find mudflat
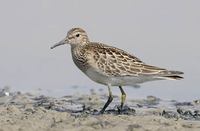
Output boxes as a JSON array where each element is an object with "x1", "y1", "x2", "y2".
[{"x1": 0, "y1": 88, "x2": 200, "y2": 131}]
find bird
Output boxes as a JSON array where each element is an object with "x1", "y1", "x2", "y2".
[{"x1": 51, "y1": 28, "x2": 183, "y2": 114}]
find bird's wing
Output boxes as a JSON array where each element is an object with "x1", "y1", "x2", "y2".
[{"x1": 85, "y1": 43, "x2": 169, "y2": 77}]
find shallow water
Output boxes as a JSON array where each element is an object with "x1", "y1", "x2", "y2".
[{"x1": 0, "y1": 1, "x2": 199, "y2": 101}]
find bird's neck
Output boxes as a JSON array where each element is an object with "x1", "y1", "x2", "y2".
[
  {"x1": 70, "y1": 43, "x2": 87, "y2": 51},
  {"x1": 70, "y1": 43, "x2": 88, "y2": 60},
  {"x1": 70, "y1": 43, "x2": 89, "y2": 71}
]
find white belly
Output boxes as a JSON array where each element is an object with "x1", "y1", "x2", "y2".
[{"x1": 85, "y1": 68, "x2": 157, "y2": 86}]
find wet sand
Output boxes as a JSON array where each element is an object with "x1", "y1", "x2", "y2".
[{"x1": 0, "y1": 88, "x2": 200, "y2": 131}]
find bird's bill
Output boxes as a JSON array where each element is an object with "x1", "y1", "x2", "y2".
[{"x1": 51, "y1": 38, "x2": 66, "y2": 49}]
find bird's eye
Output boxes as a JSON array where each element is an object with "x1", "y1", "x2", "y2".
[{"x1": 76, "y1": 34, "x2": 80, "y2": 37}]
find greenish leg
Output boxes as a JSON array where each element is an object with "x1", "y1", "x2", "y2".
[
  {"x1": 119, "y1": 86, "x2": 126, "y2": 111},
  {"x1": 100, "y1": 85, "x2": 113, "y2": 114}
]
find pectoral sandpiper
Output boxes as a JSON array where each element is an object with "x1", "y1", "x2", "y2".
[{"x1": 51, "y1": 28, "x2": 183, "y2": 114}]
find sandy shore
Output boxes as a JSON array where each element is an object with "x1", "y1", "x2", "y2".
[{"x1": 0, "y1": 88, "x2": 200, "y2": 131}]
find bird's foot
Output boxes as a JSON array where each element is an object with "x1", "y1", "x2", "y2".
[
  {"x1": 92, "y1": 109, "x2": 105, "y2": 115},
  {"x1": 117, "y1": 105, "x2": 136, "y2": 115}
]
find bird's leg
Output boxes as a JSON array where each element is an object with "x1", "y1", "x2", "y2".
[
  {"x1": 99, "y1": 85, "x2": 113, "y2": 114},
  {"x1": 119, "y1": 86, "x2": 126, "y2": 111}
]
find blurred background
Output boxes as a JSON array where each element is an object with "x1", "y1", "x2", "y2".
[{"x1": 0, "y1": 0, "x2": 199, "y2": 101}]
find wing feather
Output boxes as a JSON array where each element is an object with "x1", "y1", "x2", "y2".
[{"x1": 85, "y1": 43, "x2": 183, "y2": 78}]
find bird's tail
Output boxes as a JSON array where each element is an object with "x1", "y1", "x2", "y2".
[{"x1": 158, "y1": 70, "x2": 184, "y2": 80}]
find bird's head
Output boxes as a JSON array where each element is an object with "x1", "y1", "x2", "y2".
[{"x1": 51, "y1": 28, "x2": 89, "y2": 49}]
